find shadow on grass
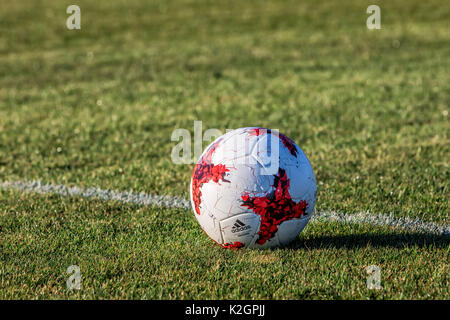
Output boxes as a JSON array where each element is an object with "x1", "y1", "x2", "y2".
[{"x1": 287, "y1": 232, "x2": 450, "y2": 250}]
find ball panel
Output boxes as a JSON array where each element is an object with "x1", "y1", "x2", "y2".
[
  {"x1": 285, "y1": 162, "x2": 316, "y2": 200},
  {"x1": 211, "y1": 134, "x2": 258, "y2": 165},
  {"x1": 199, "y1": 182, "x2": 246, "y2": 220},
  {"x1": 219, "y1": 213, "x2": 261, "y2": 247},
  {"x1": 195, "y1": 210, "x2": 223, "y2": 244},
  {"x1": 276, "y1": 215, "x2": 311, "y2": 246}
]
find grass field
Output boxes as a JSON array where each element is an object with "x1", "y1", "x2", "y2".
[{"x1": 0, "y1": 0, "x2": 449, "y2": 299}]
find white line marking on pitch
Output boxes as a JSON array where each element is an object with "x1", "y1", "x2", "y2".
[{"x1": 0, "y1": 180, "x2": 448, "y2": 236}]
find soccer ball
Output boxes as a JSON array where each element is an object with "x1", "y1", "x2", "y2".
[{"x1": 190, "y1": 127, "x2": 317, "y2": 249}]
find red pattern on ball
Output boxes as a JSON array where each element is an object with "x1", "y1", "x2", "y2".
[
  {"x1": 191, "y1": 139, "x2": 230, "y2": 215},
  {"x1": 241, "y1": 168, "x2": 307, "y2": 244},
  {"x1": 221, "y1": 241, "x2": 244, "y2": 249}
]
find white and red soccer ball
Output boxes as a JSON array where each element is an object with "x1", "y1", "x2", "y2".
[{"x1": 190, "y1": 127, "x2": 317, "y2": 249}]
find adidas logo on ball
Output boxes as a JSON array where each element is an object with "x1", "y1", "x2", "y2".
[{"x1": 231, "y1": 219, "x2": 251, "y2": 233}]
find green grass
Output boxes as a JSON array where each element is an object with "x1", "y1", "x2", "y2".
[
  {"x1": 1, "y1": 190, "x2": 448, "y2": 299},
  {"x1": 0, "y1": 0, "x2": 448, "y2": 299}
]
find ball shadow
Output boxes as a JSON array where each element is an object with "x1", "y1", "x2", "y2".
[{"x1": 286, "y1": 232, "x2": 449, "y2": 250}]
